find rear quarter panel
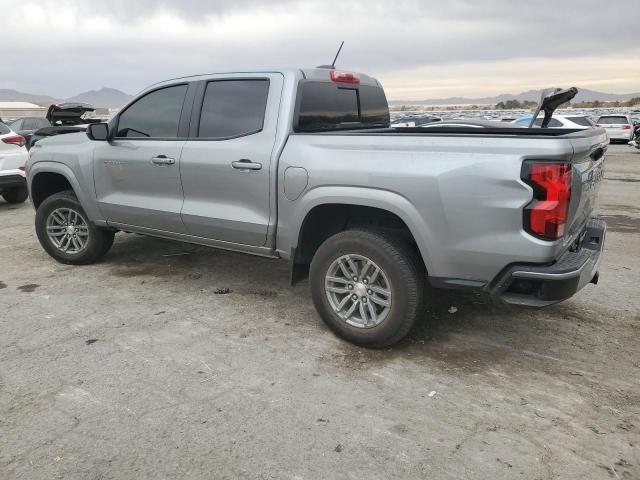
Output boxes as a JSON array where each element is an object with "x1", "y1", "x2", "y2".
[{"x1": 278, "y1": 132, "x2": 581, "y2": 283}]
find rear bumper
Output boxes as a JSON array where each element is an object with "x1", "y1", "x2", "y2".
[
  {"x1": 607, "y1": 131, "x2": 633, "y2": 140},
  {"x1": 0, "y1": 172, "x2": 27, "y2": 191},
  {"x1": 488, "y1": 219, "x2": 606, "y2": 307}
]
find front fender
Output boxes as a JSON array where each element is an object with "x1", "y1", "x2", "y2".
[
  {"x1": 27, "y1": 161, "x2": 105, "y2": 224},
  {"x1": 280, "y1": 185, "x2": 434, "y2": 273}
]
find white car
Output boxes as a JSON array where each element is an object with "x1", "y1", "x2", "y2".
[
  {"x1": 513, "y1": 114, "x2": 595, "y2": 129},
  {"x1": 0, "y1": 122, "x2": 29, "y2": 204},
  {"x1": 596, "y1": 114, "x2": 634, "y2": 142}
]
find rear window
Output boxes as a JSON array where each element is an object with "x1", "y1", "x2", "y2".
[
  {"x1": 566, "y1": 116, "x2": 594, "y2": 127},
  {"x1": 295, "y1": 81, "x2": 390, "y2": 132},
  {"x1": 0, "y1": 122, "x2": 10, "y2": 135},
  {"x1": 598, "y1": 116, "x2": 628, "y2": 125},
  {"x1": 22, "y1": 118, "x2": 49, "y2": 130}
]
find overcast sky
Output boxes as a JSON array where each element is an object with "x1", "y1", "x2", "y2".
[{"x1": 2, "y1": 0, "x2": 639, "y2": 100}]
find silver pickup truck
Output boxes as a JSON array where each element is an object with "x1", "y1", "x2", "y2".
[{"x1": 26, "y1": 68, "x2": 607, "y2": 347}]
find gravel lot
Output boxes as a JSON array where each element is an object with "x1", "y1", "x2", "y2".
[{"x1": 1, "y1": 144, "x2": 638, "y2": 480}]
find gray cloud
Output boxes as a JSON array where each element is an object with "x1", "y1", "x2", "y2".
[{"x1": 1, "y1": 0, "x2": 638, "y2": 98}]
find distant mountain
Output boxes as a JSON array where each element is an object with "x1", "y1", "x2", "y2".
[
  {"x1": 0, "y1": 87, "x2": 133, "y2": 109},
  {"x1": 66, "y1": 88, "x2": 133, "y2": 109},
  {"x1": 389, "y1": 88, "x2": 640, "y2": 106},
  {"x1": 0, "y1": 89, "x2": 58, "y2": 105}
]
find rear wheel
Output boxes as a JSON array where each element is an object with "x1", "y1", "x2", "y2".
[
  {"x1": 35, "y1": 191, "x2": 115, "y2": 265},
  {"x1": 309, "y1": 229, "x2": 425, "y2": 348},
  {"x1": 2, "y1": 186, "x2": 28, "y2": 204}
]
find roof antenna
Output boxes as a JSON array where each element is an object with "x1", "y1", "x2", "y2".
[
  {"x1": 317, "y1": 41, "x2": 345, "y2": 69},
  {"x1": 331, "y1": 41, "x2": 344, "y2": 69}
]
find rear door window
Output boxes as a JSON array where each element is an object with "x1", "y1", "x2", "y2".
[
  {"x1": 0, "y1": 122, "x2": 10, "y2": 135},
  {"x1": 566, "y1": 116, "x2": 594, "y2": 126},
  {"x1": 528, "y1": 118, "x2": 563, "y2": 127},
  {"x1": 116, "y1": 84, "x2": 188, "y2": 138},
  {"x1": 22, "y1": 119, "x2": 40, "y2": 130},
  {"x1": 8, "y1": 119, "x2": 22, "y2": 131},
  {"x1": 198, "y1": 79, "x2": 269, "y2": 138}
]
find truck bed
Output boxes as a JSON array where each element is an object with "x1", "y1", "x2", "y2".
[{"x1": 280, "y1": 125, "x2": 608, "y2": 283}]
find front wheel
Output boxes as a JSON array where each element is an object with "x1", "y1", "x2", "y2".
[
  {"x1": 35, "y1": 191, "x2": 115, "y2": 265},
  {"x1": 309, "y1": 230, "x2": 425, "y2": 348},
  {"x1": 2, "y1": 186, "x2": 29, "y2": 204}
]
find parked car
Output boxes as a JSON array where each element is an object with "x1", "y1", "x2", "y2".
[
  {"x1": 0, "y1": 122, "x2": 29, "y2": 203},
  {"x1": 28, "y1": 103, "x2": 101, "y2": 149},
  {"x1": 513, "y1": 114, "x2": 595, "y2": 129},
  {"x1": 596, "y1": 114, "x2": 634, "y2": 143},
  {"x1": 5, "y1": 117, "x2": 51, "y2": 148},
  {"x1": 26, "y1": 68, "x2": 607, "y2": 347}
]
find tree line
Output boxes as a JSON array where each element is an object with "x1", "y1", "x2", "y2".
[{"x1": 495, "y1": 97, "x2": 640, "y2": 110}]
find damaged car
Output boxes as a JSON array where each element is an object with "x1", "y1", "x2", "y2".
[{"x1": 28, "y1": 103, "x2": 106, "y2": 149}]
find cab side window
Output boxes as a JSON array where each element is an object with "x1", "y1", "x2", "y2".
[
  {"x1": 116, "y1": 84, "x2": 188, "y2": 138},
  {"x1": 198, "y1": 80, "x2": 269, "y2": 139}
]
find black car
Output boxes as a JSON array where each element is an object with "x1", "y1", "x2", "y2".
[{"x1": 5, "y1": 117, "x2": 51, "y2": 147}]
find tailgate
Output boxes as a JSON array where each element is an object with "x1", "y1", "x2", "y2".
[{"x1": 565, "y1": 129, "x2": 608, "y2": 244}]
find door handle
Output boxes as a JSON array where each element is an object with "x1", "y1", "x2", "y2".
[
  {"x1": 151, "y1": 155, "x2": 175, "y2": 165},
  {"x1": 231, "y1": 159, "x2": 262, "y2": 171}
]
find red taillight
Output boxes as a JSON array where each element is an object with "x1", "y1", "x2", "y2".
[
  {"x1": 2, "y1": 135, "x2": 26, "y2": 147},
  {"x1": 621, "y1": 124, "x2": 631, "y2": 130},
  {"x1": 522, "y1": 162, "x2": 572, "y2": 240},
  {"x1": 329, "y1": 69, "x2": 360, "y2": 84}
]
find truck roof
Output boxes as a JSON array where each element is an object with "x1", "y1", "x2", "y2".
[{"x1": 145, "y1": 67, "x2": 381, "y2": 92}]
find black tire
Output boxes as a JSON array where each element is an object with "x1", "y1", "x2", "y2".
[
  {"x1": 2, "y1": 186, "x2": 28, "y2": 204},
  {"x1": 35, "y1": 191, "x2": 115, "y2": 265},
  {"x1": 309, "y1": 229, "x2": 425, "y2": 348}
]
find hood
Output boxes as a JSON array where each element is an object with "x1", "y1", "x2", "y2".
[
  {"x1": 46, "y1": 103, "x2": 95, "y2": 124},
  {"x1": 31, "y1": 130, "x2": 90, "y2": 149}
]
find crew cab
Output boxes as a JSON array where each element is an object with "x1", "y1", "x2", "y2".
[{"x1": 26, "y1": 68, "x2": 607, "y2": 347}]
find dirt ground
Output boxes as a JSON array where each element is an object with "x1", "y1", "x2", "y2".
[{"x1": 1, "y1": 144, "x2": 638, "y2": 480}]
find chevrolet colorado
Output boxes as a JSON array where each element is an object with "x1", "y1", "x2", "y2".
[{"x1": 26, "y1": 68, "x2": 607, "y2": 347}]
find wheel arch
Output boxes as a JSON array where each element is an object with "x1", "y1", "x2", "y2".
[
  {"x1": 28, "y1": 162, "x2": 104, "y2": 223},
  {"x1": 286, "y1": 187, "x2": 434, "y2": 282}
]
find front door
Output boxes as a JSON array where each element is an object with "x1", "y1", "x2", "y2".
[
  {"x1": 179, "y1": 74, "x2": 283, "y2": 246},
  {"x1": 94, "y1": 83, "x2": 191, "y2": 233}
]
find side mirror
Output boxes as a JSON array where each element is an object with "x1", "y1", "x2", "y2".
[{"x1": 87, "y1": 123, "x2": 109, "y2": 141}]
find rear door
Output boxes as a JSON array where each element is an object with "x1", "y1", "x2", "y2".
[
  {"x1": 94, "y1": 83, "x2": 194, "y2": 233},
  {"x1": 179, "y1": 73, "x2": 283, "y2": 246}
]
